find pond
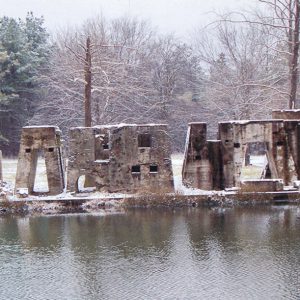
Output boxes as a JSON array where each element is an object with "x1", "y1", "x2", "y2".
[{"x1": 1, "y1": 206, "x2": 300, "y2": 299}]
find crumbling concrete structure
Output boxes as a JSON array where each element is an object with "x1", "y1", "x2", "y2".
[
  {"x1": 15, "y1": 126, "x2": 65, "y2": 195},
  {"x1": 67, "y1": 124, "x2": 174, "y2": 194},
  {"x1": 0, "y1": 150, "x2": 2, "y2": 182},
  {"x1": 272, "y1": 109, "x2": 300, "y2": 120},
  {"x1": 183, "y1": 117, "x2": 300, "y2": 190},
  {"x1": 241, "y1": 179, "x2": 284, "y2": 192},
  {"x1": 182, "y1": 123, "x2": 223, "y2": 190},
  {"x1": 218, "y1": 120, "x2": 300, "y2": 187}
]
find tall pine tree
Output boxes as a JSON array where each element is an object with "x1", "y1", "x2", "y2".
[{"x1": 0, "y1": 12, "x2": 49, "y2": 154}]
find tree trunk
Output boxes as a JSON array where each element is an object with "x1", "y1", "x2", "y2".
[
  {"x1": 289, "y1": 1, "x2": 300, "y2": 109},
  {"x1": 84, "y1": 37, "x2": 92, "y2": 127}
]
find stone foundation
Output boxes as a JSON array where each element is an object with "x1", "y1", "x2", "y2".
[{"x1": 241, "y1": 179, "x2": 284, "y2": 192}]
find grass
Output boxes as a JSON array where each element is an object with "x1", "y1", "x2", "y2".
[
  {"x1": 240, "y1": 155, "x2": 267, "y2": 180},
  {"x1": 241, "y1": 165, "x2": 264, "y2": 180}
]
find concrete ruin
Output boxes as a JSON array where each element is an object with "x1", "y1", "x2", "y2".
[
  {"x1": 15, "y1": 126, "x2": 65, "y2": 195},
  {"x1": 67, "y1": 124, "x2": 174, "y2": 194},
  {"x1": 11, "y1": 109, "x2": 300, "y2": 197},
  {"x1": 272, "y1": 109, "x2": 300, "y2": 120},
  {"x1": 183, "y1": 112, "x2": 300, "y2": 190},
  {"x1": 0, "y1": 150, "x2": 2, "y2": 182},
  {"x1": 182, "y1": 123, "x2": 223, "y2": 190}
]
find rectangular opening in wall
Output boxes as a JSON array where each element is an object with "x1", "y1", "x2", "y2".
[
  {"x1": 138, "y1": 134, "x2": 151, "y2": 148},
  {"x1": 33, "y1": 150, "x2": 49, "y2": 193},
  {"x1": 131, "y1": 165, "x2": 141, "y2": 173},
  {"x1": 149, "y1": 165, "x2": 158, "y2": 173},
  {"x1": 77, "y1": 175, "x2": 96, "y2": 193},
  {"x1": 194, "y1": 154, "x2": 201, "y2": 160},
  {"x1": 234, "y1": 143, "x2": 240, "y2": 148},
  {"x1": 94, "y1": 133, "x2": 109, "y2": 160},
  {"x1": 241, "y1": 142, "x2": 268, "y2": 180},
  {"x1": 25, "y1": 148, "x2": 31, "y2": 153},
  {"x1": 48, "y1": 147, "x2": 54, "y2": 152}
]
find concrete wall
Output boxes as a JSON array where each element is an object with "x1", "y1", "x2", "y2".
[
  {"x1": 272, "y1": 109, "x2": 300, "y2": 120},
  {"x1": 219, "y1": 120, "x2": 299, "y2": 187},
  {"x1": 183, "y1": 118, "x2": 300, "y2": 190},
  {"x1": 182, "y1": 123, "x2": 223, "y2": 190},
  {"x1": 0, "y1": 150, "x2": 2, "y2": 182},
  {"x1": 67, "y1": 124, "x2": 174, "y2": 194}
]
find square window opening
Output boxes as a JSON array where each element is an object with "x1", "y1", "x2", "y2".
[
  {"x1": 138, "y1": 134, "x2": 151, "y2": 148},
  {"x1": 131, "y1": 165, "x2": 141, "y2": 173},
  {"x1": 25, "y1": 148, "x2": 31, "y2": 153},
  {"x1": 103, "y1": 144, "x2": 109, "y2": 150},
  {"x1": 48, "y1": 147, "x2": 54, "y2": 152},
  {"x1": 150, "y1": 165, "x2": 158, "y2": 173}
]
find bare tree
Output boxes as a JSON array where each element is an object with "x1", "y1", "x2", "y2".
[
  {"x1": 194, "y1": 21, "x2": 286, "y2": 127},
  {"x1": 32, "y1": 16, "x2": 203, "y2": 150},
  {"x1": 217, "y1": 0, "x2": 300, "y2": 108},
  {"x1": 84, "y1": 36, "x2": 92, "y2": 127}
]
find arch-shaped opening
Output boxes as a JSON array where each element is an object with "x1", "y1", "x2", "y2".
[{"x1": 77, "y1": 175, "x2": 96, "y2": 193}]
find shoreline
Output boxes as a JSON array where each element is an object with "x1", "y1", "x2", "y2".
[{"x1": 1, "y1": 192, "x2": 300, "y2": 216}]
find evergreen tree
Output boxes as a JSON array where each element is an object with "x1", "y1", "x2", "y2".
[{"x1": 0, "y1": 12, "x2": 49, "y2": 154}]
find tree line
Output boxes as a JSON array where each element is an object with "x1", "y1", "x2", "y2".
[{"x1": 1, "y1": 1, "x2": 300, "y2": 155}]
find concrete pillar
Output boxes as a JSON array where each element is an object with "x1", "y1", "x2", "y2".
[
  {"x1": 0, "y1": 150, "x2": 3, "y2": 181},
  {"x1": 182, "y1": 123, "x2": 217, "y2": 190},
  {"x1": 207, "y1": 141, "x2": 223, "y2": 190}
]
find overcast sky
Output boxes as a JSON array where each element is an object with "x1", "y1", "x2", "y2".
[{"x1": 1, "y1": 0, "x2": 253, "y2": 37}]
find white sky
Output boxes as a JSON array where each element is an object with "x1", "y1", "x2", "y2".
[{"x1": 0, "y1": 0, "x2": 253, "y2": 37}]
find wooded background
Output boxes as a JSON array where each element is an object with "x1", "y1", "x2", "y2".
[{"x1": 1, "y1": 1, "x2": 299, "y2": 155}]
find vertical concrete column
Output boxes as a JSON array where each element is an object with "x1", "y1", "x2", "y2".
[
  {"x1": 218, "y1": 122, "x2": 235, "y2": 188},
  {"x1": 0, "y1": 150, "x2": 3, "y2": 181},
  {"x1": 27, "y1": 149, "x2": 38, "y2": 193},
  {"x1": 182, "y1": 123, "x2": 213, "y2": 190},
  {"x1": 45, "y1": 147, "x2": 65, "y2": 194},
  {"x1": 15, "y1": 148, "x2": 37, "y2": 193},
  {"x1": 207, "y1": 141, "x2": 223, "y2": 190}
]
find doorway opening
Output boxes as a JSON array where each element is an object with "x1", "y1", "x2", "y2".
[{"x1": 33, "y1": 150, "x2": 49, "y2": 193}]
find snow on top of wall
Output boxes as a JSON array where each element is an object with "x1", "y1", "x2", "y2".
[
  {"x1": 94, "y1": 123, "x2": 168, "y2": 129},
  {"x1": 219, "y1": 119, "x2": 282, "y2": 125},
  {"x1": 273, "y1": 109, "x2": 300, "y2": 112},
  {"x1": 24, "y1": 125, "x2": 59, "y2": 129}
]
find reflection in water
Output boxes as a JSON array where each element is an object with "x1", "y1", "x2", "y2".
[{"x1": 0, "y1": 207, "x2": 300, "y2": 299}]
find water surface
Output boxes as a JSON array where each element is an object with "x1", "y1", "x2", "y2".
[{"x1": 1, "y1": 206, "x2": 300, "y2": 299}]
